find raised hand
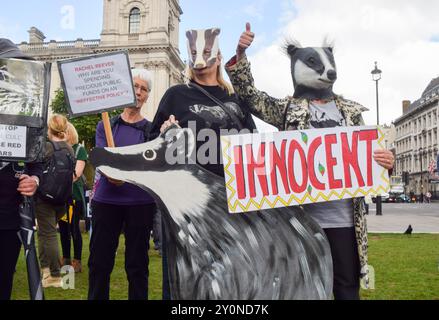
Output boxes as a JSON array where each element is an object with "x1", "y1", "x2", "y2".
[{"x1": 236, "y1": 23, "x2": 255, "y2": 61}]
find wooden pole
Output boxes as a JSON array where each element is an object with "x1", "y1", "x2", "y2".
[{"x1": 102, "y1": 112, "x2": 115, "y2": 148}]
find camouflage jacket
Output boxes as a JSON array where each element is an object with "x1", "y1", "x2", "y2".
[{"x1": 226, "y1": 55, "x2": 371, "y2": 286}]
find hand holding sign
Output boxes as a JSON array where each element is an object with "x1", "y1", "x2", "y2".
[
  {"x1": 236, "y1": 23, "x2": 255, "y2": 61},
  {"x1": 373, "y1": 149, "x2": 395, "y2": 170}
]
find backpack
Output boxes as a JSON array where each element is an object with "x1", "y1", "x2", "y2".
[
  {"x1": 38, "y1": 141, "x2": 75, "y2": 205},
  {"x1": 110, "y1": 115, "x2": 152, "y2": 142}
]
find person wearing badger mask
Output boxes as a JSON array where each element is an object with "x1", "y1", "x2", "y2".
[
  {"x1": 149, "y1": 27, "x2": 256, "y2": 176},
  {"x1": 88, "y1": 69, "x2": 158, "y2": 300},
  {"x1": 149, "y1": 27, "x2": 257, "y2": 299},
  {"x1": 225, "y1": 23, "x2": 394, "y2": 300}
]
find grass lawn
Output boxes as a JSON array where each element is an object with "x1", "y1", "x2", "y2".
[
  {"x1": 360, "y1": 233, "x2": 439, "y2": 300},
  {"x1": 11, "y1": 233, "x2": 439, "y2": 300}
]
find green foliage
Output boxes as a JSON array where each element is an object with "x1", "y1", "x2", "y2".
[{"x1": 50, "y1": 89, "x2": 122, "y2": 151}]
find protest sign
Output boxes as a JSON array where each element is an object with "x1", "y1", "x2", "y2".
[
  {"x1": 221, "y1": 126, "x2": 390, "y2": 213},
  {"x1": 0, "y1": 58, "x2": 51, "y2": 162},
  {"x1": 58, "y1": 51, "x2": 136, "y2": 117},
  {"x1": 0, "y1": 125, "x2": 27, "y2": 158}
]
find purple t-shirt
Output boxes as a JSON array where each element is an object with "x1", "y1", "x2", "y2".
[{"x1": 93, "y1": 118, "x2": 155, "y2": 205}]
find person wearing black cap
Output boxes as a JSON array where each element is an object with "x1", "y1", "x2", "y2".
[{"x1": 0, "y1": 38, "x2": 42, "y2": 300}]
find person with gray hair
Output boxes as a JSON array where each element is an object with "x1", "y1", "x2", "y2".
[{"x1": 88, "y1": 68, "x2": 158, "y2": 300}]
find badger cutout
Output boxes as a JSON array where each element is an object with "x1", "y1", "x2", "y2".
[{"x1": 90, "y1": 126, "x2": 333, "y2": 300}]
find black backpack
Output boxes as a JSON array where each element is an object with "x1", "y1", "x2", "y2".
[{"x1": 38, "y1": 141, "x2": 75, "y2": 205}]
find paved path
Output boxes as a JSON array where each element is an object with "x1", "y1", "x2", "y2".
[{"x1": 366, "y1": 203, "x2": 439, "y2": 233}]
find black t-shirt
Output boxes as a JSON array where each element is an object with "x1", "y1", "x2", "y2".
[
  {"x1": 150, "y1": 82, "x2": 257, "y2": 176},
  {"x1": 0, "y1": 161, "x2": 42, "y2": 230}
]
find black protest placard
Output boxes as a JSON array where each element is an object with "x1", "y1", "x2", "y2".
[{"x1": 0, "y1": 58, "x2": 51, "y2": 162}]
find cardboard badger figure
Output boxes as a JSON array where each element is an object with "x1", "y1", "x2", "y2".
[
  {"x1": 225, "y1": 24, "x2": 395, "y2": 293},
  {"x1": 90, "y1": 125, "x2": 334, "y2": 300}
]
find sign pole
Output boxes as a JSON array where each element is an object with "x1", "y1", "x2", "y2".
[{"x1": 102, "y1": 112, "x2": 115, "y2": 148}]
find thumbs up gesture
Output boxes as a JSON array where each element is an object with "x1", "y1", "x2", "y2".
[{"x1": 236, "y1": 22, "x2": 255, "y2": 61}]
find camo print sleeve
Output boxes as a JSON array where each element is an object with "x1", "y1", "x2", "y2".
[{"x1": 226, "y1": 55, "x2": 289, "y2": 130}]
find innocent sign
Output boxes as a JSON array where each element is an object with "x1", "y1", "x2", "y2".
[
  {"x1": 221, "y1": 126, "x2": 390, "y2": 213},
  {"x1": 0, "y1": 125, "x2": 27, "y2": 158},
  {"x1": 58, "y1": 51, "x2": 136, "y2": 117}
]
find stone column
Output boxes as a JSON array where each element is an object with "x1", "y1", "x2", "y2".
[{"x1": 142, "y1": 61, "x2": 171, "y2": 121}]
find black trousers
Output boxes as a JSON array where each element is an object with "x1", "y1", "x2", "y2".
[
  {"x1": 59, "y1": 200, "x2": 83, "y2": 261},
  {"x1": 88, "y1": 201, "x2": 155, "y2": 300},
  {"x1": 161, "y1": 217, "x2": 170, "y2": 300},
  {"x1": 324, "y1": 227, "x2": 361, "y2": 300},
  {"x1": 0, "y1": 230, "x2": 21, "y2": 300}
]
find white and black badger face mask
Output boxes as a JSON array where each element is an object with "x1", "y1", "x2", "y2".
[
  {"x1": 186, "y1": 28, "x2": 221, "y2": 70},
  {"x1": 285, "y1": 41, "x2": 338, "y2": 100}
]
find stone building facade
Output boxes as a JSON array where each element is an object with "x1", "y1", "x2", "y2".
[
  {"x1": 394, "y1": 77, "x2": 439, "y2": 196},
  {"x1": 18, "y1": 0, "x2": 185, "y2": 120}
]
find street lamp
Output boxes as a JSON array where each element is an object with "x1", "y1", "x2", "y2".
[
  {"x1": 371, "y1": 61, "x2": 382, "y2": 125},
  {"x1": 371, "y1": 61, "x2": 383, "y2": 215}
]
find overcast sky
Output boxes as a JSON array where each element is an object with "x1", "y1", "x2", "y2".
[{"x1": 1, "y1": 0, "x2": 438, "y2": 126}]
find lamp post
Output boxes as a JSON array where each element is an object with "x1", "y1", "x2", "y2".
[{"x1": 371, "y1": 62, "x2": 383, "y2": 215}]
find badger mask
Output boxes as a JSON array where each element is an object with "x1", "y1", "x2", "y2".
[
  {"x1": 286, "y1": 42, "x2": 337, "y2": 100},
  {"x1": 186, "y1": 28, "x2": 221, "y2": 70}
]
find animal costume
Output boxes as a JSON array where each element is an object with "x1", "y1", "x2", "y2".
[
  {"x1": 90, "y1": 125, "x2": 333, "y2": 299},
  {"x1": 225, "y1": 42, "x2": 371, "y2": 290}
]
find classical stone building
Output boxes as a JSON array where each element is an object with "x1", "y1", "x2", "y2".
[
  {"x1": 394, "y1": 77, "x2": 439, "y2": 196},
  {"x1": 18, "y1": 0, "x2": 185, "y2": 120}
]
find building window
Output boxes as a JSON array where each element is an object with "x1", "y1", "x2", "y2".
[{"x1": 129, "y1": 8, "x2": 141, "y2": 34}]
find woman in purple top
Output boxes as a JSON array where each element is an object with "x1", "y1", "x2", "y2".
[{"x1": 88, "y1": 69, "x2": 157, "y2": 300}]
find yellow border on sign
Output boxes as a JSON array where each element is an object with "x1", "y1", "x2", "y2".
[{"x1": 222, "y1": 127, "x2": 390, "y2": 213}]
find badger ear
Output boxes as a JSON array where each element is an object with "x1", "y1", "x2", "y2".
[
  {"x1": 322, "y1": 36, "x2": 335, "y2": 53},
  {"x1": 283, "y1": 38, "x2": 302, "y2": 57},
  {"x1": 286, "y1": 45, "x2": 299, "y2": 56},
  {"x1": 186, "y1": 30, "x2": 194, "y2": 41}
]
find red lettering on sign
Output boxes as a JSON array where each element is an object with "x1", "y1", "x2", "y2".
[
  {"x1": 308, "y1": 137, "x2": 326, "y2": 190},
  {"x1": 246, "y1": 143, "x2": 269, "y2": 198},
  {"x1": 341, "y1": 132, "x2": 365, "y2": 188},
  {"x1": 269, "y1": 140, "x2": 290, "y2": 196},
  {"x1": 287, "y1": 140, "x2": 308, "y2": 194},
  {"x1": 359, "y1": 129, "x2": 379, "y2": 187},
  {"x1": 325, "y1": 134, "x2": 343, "y2": 189},
  {"x1": 234, "y1": 146, "x2": 246, "y2": 200}
]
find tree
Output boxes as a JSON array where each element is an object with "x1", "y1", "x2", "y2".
[
  {"x1": 50, "y1": 89, "x2": 121, "y2": 150},
  {"x1": 50, "y1": 89, "x2": 122, "y2": 188}
]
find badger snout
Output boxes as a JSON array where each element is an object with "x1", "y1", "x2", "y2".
[
  {"x1": 327, "y1": 69, "x2": 337, "y2": 82},
  {"x1": 90, "y1": 147, "x2": 110, "y2": 168},
  {"x1": 90, "y1": 147, "x2": 145, "y2": 172}
]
